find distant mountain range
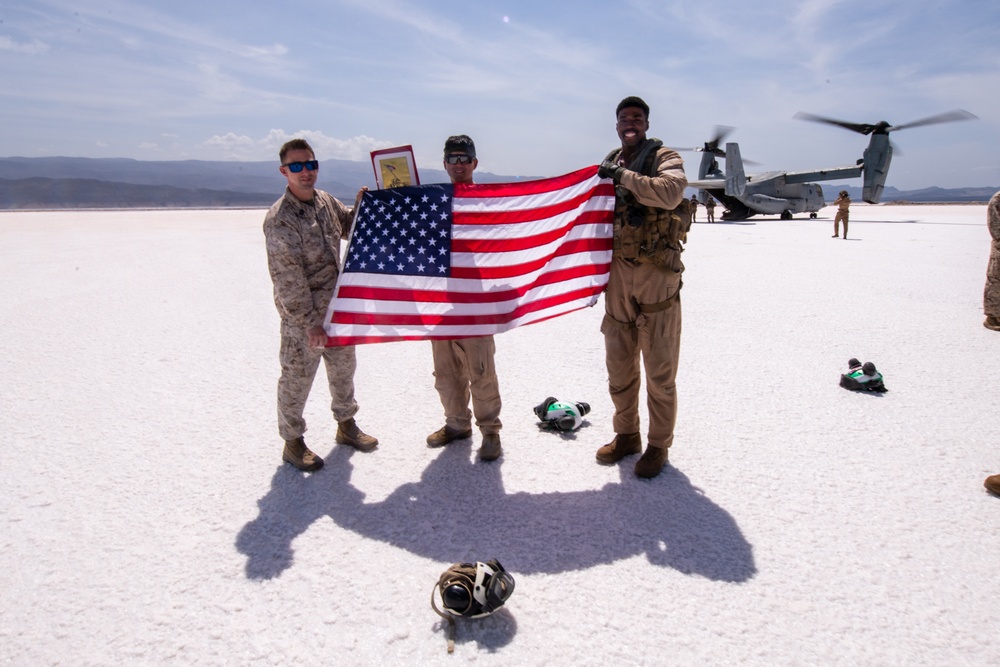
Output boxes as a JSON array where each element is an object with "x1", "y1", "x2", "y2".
[{"x1": 0, "y1": 156, "x2": 994, "y2": 209}]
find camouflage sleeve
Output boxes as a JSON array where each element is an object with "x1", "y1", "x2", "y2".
[
  {"x1": 324, "y1": 192, "x2": 354, "y2": 238},
  {"x1": 342, "y1": 198, "x2": 359, "y2": 238},
  {"x1": 619, "y1": 147, "x2": 688, "y2": 210},
  {"x1": 989, "y1": 191, "x2": 1000, "y2": 242},
  {"x1": 263, "y1": 211, "x2": 322, "y2": 328}
]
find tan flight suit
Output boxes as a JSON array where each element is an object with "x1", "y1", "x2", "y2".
[
  {"x1": 603, "y1": 142, "x2": 688, "y2": 450},
  {"x1": 984, "y1": 191, "x2": 1000, "y2": 321},
  {"x1": 264, "y1": 188, "x2": 360, "y2": 441},
  {"x1": 833, "y1": 193, "x2": 850, "y2": 238},
  {"x1": 431, "y1": 337, "x2": 502, "y2": 435}
]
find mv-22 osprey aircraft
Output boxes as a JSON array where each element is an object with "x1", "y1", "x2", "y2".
[{"x1": 685, "y1": 110, "x2": 977, "y2": 221}]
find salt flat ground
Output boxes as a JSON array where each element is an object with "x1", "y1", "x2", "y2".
[{"x1": 1, "y1": 203, "x2": 998, "y2": 666}]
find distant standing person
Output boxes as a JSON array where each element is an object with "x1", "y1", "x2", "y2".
[
  {"x1": 705, "y1": 196, "x2": 716, "y2": 223},
  {"x1": 690, "y1": 194, "x2": 699, "y2": 223},
  {"x1": 596, "y1": 96, "x2": 688, "y2": 479},
  {"x1": 833, "y1": 190, "x2": 850, "y2": 239},
  {"x1": 983, "y1": 190, "x2": 1000, "y2": 331},
  {"x1": 425, "y1": 135, "x2": 504, "y2": 462},
  {"x1": 263, "y1": 138, "x2": 379, "y2": 472}
]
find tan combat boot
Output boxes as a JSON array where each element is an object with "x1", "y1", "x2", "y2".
[
  {"x1": 478, "y1": 433, "x2": 502, "y2": 461},
  {"x1": 984, "y1": 316, "x2": 1000, "y2": 331},
  {"x1": 282, "y1": 437, "x2": 324, "y2": 472},
  {"x1": 595, "y1": 433, "x2": 641, "y2": 465},
  {"x1": 335, "y1": 418, "x2": 379, "y2": 452},
  {"x1": 426, "y1": 426, "x2": 473, "y2": 447},
  {"x1": 634, "y1": 446, "x2": 669, "y2": 479}
]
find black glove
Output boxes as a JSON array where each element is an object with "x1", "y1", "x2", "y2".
[{"x1": 598, "y1": 160, "x2": 626, "y2": 183}]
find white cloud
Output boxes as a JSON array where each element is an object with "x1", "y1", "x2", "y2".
[
  {"x1": 202, "y1": 130, "x2": 395, "y2": 161},
  {"x1": 0, "y1": 36, "x2": 49, "y2": 55}
]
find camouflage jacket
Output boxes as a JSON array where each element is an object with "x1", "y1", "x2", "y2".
[
  {"x1": 263, "y1": 187, "x2": 353, "y2": 329},
  {"x1": 989, "y1": 191, "x2": 1000, "y2": 243}
]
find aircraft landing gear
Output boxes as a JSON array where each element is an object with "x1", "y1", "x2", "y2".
[
  {"x1": 780, "y1": 210, "x2": 793, "y2": 220},
  {"x1": 809, "y1": 212, "x2": 818, "y2": 219}
]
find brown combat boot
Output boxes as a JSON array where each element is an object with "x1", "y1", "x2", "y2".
[
  {"x1": 335, "y1": 418, "x2": 379, "y2": 452},
  {"x1": 478, "y1": 433, "x2": 502, "y2": 461},
  {"x1": 426, "y1": 426, "x2": 473, "y2": 447},
  {"x1": 634, "y1": 446, "x2": 669, "y2": 479},
  {"x1": 984, "y1": 316, "x2": 1000, "y2": 331},
  {"x1": 596, "y1": 432, "x2": 641, "y2": 465},
  {"x1": 282, "y1": 437, "x2": 324, "y2": 472},
  {"x1": 986, "y1": 474, "x2": 1000, "y2": 497}
]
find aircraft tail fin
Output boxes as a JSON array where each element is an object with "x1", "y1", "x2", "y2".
[{"x1": 725, "y1": 143, "x2": 747, "y2": 197}]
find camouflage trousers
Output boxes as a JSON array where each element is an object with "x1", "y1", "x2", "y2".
[
  {"x1": 601, "y1": 257, "x2": 682, "y2": 449},
  {"x1": 276, "y1": 320, "x2": 359, "y2": 441},
  {"x1": 430, "y1": 337, "x2": 502, "y2": 435},
  {"x1": 985, "y1": 243, "x2": 1000, "y2": 318}
]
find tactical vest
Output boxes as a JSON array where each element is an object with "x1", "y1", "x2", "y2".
[{"x1": 605, "y1": 139, "x2": 691, "y2": 266}]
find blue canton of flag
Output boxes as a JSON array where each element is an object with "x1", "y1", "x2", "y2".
[{"x1": 343, "y1": 184, "x2": 454, "y2": 277}]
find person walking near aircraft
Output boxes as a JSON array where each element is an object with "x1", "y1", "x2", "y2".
[
  {"x1": 833, "y1": 190, "x2": 850, "y2": 239},
  {"x1": 263, "y1": 138, "x2": 379, "y2": 472},
  {"x1": 689, "y1": 194, "x2": 699, "y2": 223},
  {"x1": 425, "y1": 135, "x2": 504, "y2": 462},
  {"x1": 983, "y1": 191, "x2": 1000, "y2": 332},
  {"x1": 705, "y1": 196, "x2": 716, "y2": 223},
  {"x1": 596, "y1": 96, "x2": 688, "y2": 479}
]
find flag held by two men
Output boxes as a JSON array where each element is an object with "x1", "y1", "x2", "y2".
[{"x1": 324, "y1": 165, "x2": 614, "y2": 346}]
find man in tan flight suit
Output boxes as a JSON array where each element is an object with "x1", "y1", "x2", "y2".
[
  {"x1": 425, "y1": 135, "x2": 504, "y2": 461},
  {"x1": 263, "y1": 138, "x2": 379, "y2": 472},
  {"x1": 833, "y1": 190, "x2": 850, "y2": 239},
  {"x1": 596, "y1": 96, "x2": 688, "y2": 479}
]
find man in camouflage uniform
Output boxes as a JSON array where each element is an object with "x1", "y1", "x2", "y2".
[
  {"x1": 983, "y1": 191, "x2": 1000, "y2": 332},
  {"x1": 263, "y1": 138, "x2": 378, "y2": 472},
  {"x1": 596, "y1": 96, "x2": 688, "y2": 479},
  {"x1": 833, "y1": 190, "x2": 850, "y2": 239},
  {"x1": 425, "y1": 135, "x2": 504, "y2": 461},
  {"x1": 984, "y1": 192, "x2": 1000, "y2": 497}
]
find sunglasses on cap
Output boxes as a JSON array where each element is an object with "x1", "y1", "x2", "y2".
[
  {"x1": 445, "y1": 154, "x2": 474, "y2": 165},
  {"x1": 282, "y1": 160, "x2": 319, "y2": 173}
]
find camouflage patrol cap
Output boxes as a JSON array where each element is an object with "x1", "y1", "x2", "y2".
[{"x1": 444, "y1": 135, "x2": 476, "y2": 158}]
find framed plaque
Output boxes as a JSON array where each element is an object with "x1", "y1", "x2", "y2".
[{"x1": 370, "y1": 145, "x2": 420, "y2": 189}]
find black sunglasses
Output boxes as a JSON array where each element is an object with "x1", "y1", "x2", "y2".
[
  {"x1": 445, "y1": 154, "x2": 474, "y2": 165},
  {"x1": 282, "y1": 160, "x2": 319, "y2": 173}
]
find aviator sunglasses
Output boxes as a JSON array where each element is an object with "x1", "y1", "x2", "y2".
[
  {"x1": 282, "y1": 160, "x2": 319, "y2": 173},
  {"x1": 445, "y1": 154, "x2": 474, "y2": 165}
]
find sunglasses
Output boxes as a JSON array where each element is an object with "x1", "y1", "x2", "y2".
[
  {"x1": 445, "y1": 154, "x2": 474, "y2": 165},
  {"x1": 282, "y1": 160, "x2": 319, "y2": 173}
]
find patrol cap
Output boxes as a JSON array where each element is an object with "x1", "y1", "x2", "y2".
[{"x1": 444, "y1": 135, "x2": 476, "y2": 158}]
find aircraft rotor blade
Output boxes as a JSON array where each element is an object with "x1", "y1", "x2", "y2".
[
  {"x1": 709, "y1": 125, "x2": 735, "y2": 150},
  {"x1": 888, "y1": 109, "x2": 978, "y2": 132},
  {"x1": 793, "y1": 111, "x2": 876, "y2": 135}
]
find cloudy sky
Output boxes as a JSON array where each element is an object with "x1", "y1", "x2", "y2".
[{"x1": 2, "y1": 0, "x2": 998, "y2": 189}]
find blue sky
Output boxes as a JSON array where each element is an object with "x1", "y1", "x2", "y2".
[{"x1": 1, "y1": 0, "x2": 997, "y2": 189}]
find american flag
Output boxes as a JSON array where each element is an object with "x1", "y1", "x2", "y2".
[{"x1": 323, "y1": 165, "x2": 614, "y2": 346}]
